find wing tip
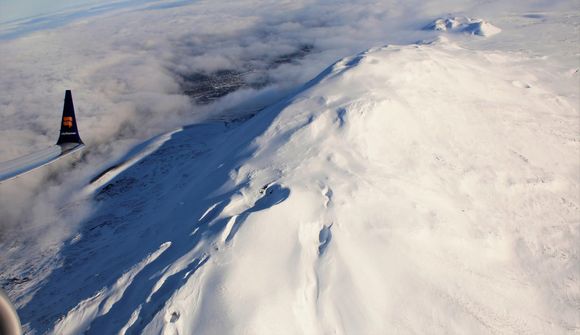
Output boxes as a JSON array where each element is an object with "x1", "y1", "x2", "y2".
[{"x1": 56, "y1": 90, "x2": 84, "y2": 146}]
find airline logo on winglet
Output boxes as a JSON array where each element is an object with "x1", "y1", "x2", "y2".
[{"x1": 63, "y1": 116, "x2": 73, "y2": 128}]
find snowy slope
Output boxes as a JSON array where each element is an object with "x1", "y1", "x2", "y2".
[
  {"x1": 0, "y1": 1, "x2": 579, "y2": 334},
  {"x1": 14, "y1": 40, "x2": 576, "y2": 334}
]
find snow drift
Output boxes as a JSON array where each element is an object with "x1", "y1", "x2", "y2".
[{"x1": 14, "y1": 40, "x2": 578, "y2": 334}]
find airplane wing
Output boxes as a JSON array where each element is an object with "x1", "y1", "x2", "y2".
[
  {"x1": 0, "y1": 90, "x2": 84, "y2": 182},
  {"x1": 0, "y1": 143, "x2": 84, "y2": 182}
]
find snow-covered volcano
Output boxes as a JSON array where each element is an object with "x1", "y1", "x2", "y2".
[{"x1": 9, "y1": 40, "x2": 576, "y2": 334}]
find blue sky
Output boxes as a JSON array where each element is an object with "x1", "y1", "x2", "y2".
[
  {"x1": 0, "y1": 0, "x2": 104, "y2": 23},
  {"x1": 0, "y1": 0, "x2": 167, "y2": 39}
]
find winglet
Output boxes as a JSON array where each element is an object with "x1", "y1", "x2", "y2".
[{"x1": 56, "y1": 90, "x2": 83, "y2": 145}]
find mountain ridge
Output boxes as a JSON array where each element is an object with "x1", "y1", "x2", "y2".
[{"x1": 21, "y1": 40, "x2": 578, "y2": 334}]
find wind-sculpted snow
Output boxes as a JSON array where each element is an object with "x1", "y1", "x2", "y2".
[{"x1": 8, "y1": 40, "x2": 577, "y2": 334}]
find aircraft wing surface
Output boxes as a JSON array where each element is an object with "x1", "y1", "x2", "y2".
[
  {"x1": 0, "y1": 90, "x2": 84, "y2": 182},
  {"x1": 0, "y1": 144, "x2": 84, "y2": 182}
]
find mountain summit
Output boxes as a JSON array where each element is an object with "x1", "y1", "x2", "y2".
[{"x1": 25, "y1": 41, "x2": 576, "y2": 334}]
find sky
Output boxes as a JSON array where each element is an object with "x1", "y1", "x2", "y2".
[{"x1": 0, "y1": 0, "x2": 104, "y2": 23}]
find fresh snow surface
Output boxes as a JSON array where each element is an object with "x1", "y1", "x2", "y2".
[
  {"x1": 10, "y1": 40, "x2": 578, "y2": 334},
  {"x1": 424, "y1": 17, "x2": 502, "y2": 36}
]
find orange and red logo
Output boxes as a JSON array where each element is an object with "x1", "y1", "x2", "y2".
[{"x1": 63, "y1": 116, "x2": 73, "y2": 128}]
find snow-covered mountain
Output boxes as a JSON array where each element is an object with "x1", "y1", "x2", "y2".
[
  {"x1": 0, "y1": 1, "x2": 578, "y2": 334},
  {"x1": 10, "y1": 40, "x2": 578, "y2": 334}
]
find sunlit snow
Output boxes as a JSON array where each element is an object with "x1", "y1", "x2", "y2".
[{"x1": 0, "y1": 0, "x2": 578, "y2": 334}]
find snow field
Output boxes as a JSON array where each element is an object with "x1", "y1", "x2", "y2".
[{"x1": 64, "y1": 40, "x2": 578, "y2": 334}]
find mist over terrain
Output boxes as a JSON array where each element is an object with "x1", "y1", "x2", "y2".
[{"x1": 0, "y1": 0, "x2": 578, "y2": 334}]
